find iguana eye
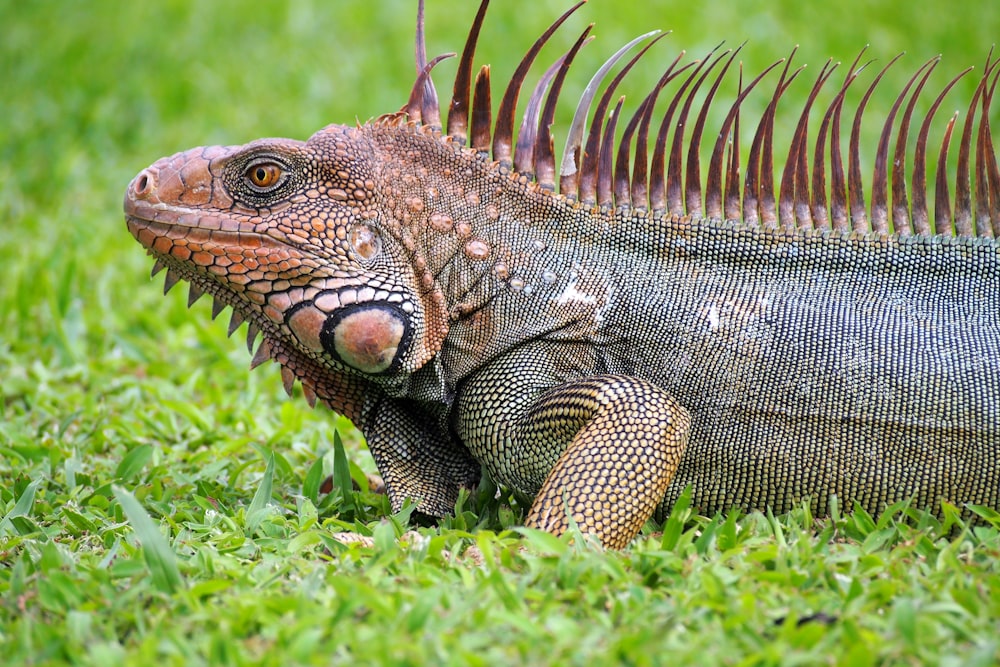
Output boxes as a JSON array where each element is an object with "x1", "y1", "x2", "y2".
[{"x1": 244, "y1": 160, "x2": 285, "y2": 191}]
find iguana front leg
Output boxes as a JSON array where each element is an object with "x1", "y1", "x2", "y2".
[
  {"x1": 362, "y1": 395, "x2": 482, "y2": 518},
  {"x1": 457, "y1": 349, "x2": 690, "y2": 548}
]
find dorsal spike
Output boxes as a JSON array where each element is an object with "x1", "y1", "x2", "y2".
[
  {"x1": 667, "y1": 45, "x2": 728, "y2": 215},
  {"x1": 598, "y1": 96, "x2": 625, "y2": 209},
  {"x1": 650, "y1": 58, "x2": 708, "y2": 214},
  {"x1": 492, "y1": 2, "x2": 585, "y2": 168},
  {"x1": 706, "y1": 59, "x2": 785, "y2": 220},
  {"x1": 935, "y1": 113, "x2": 959, "y2": 231},
  {"x1": 447, "y1": 0, "x2": 491, "y2": 143},
  {"x1": 579, "y1": 33, "x2": 665, "y2": 205},
  {"x1": 742, "y1": 50, "x2": 796, "y2": 227},
  {"x1": 561, "y1": 30, "x2": 662, "y2": 197},
  {"x1": 414, "y1": 0, "x2": 442, "y2": 129},
  {"x1": 871, "y1": 58, "x2": 936, "y2": 234},
  {"x1": 406, "y1": 53, "x2": 456, "y2": 126},
  {"x1": 979, "y1": 64, "x2": 1000, "y2": 235},
  {"x1": 685, "y1": 44, "x2": 744, "y2": 218},
  {"x1": 848, "y1": 53, "x2": 904, "y2": 232},
  {"x1": 514, "y1": 49, "x2": 573, "y2": 177},
  {"x1": 227, "y1": 309, "x2": 245, "y2": 337},
  {"x1": 814, "y1": 51, "x2": 867, "y2": 230},
  {"x1": 779, "y1": 59, "x2": 837, "y2": 230},
  {"x1": 748, "y1": 55, "x2": 805, "y2": 229},
  {"x1": 889, "y1": 58, "x2": 941, "y2": 235},
  {"x1": 829, "y1": 51, "x2": 872, "y2": 231},
  {"x1": 723, "y1": 67, "x2": 743, "y2": 221},
  {"x1": 471, "y1": 65, "x2": 493, "y2": 155},
  {"x1": 615, "y1": 44, "x2": 681, "y2": 209},
  {"x1": 615, "y1": 95, "x2": 648, "y2": 209},
  {"x1": 954, "y1": 64, "x2": 990, "y2": 236},
  {"x1": 631, "y1": 52, "x2": 690, "y2": 210},
  {"x1": 912, "y1": 67, "x2": 972, "y2": 234},
  {"x1": 536, "y1": 30, "x2": 595, "y2": 191}
]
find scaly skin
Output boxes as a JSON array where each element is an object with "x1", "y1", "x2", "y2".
[{"x1": 125, "y1": 3, "x2": 1000, "y2": 546}]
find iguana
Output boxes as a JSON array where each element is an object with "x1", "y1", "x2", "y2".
[{"x1": 124, "y1": 1, "x2": 1000, "y2": 548}]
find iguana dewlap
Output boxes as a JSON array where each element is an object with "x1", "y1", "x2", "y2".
[{"x1": 125, "y1": 1, "x2": 1000, "y2": 548}]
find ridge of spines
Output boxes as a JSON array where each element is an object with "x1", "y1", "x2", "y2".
[{"x1": 407, "y1": 0, "x2": 999, "y2": 239}]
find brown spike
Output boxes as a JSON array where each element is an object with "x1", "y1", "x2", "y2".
[
  {"x1": 227, "y1": 309, "x2": 245, "y2": 337},
  {"x1": 280, "y1": 366, "x2": 296, "y2": 397},
  {"x1": 211, "y1": 296, "x2": 226, "y2": 320},
  {"x1": 163, "y1": 269, "x2": 181, "y2": 294},
  {"x1": 514, "y1": 47, "x2": 575, "y2": 177},
  {"x1": 889, "y1": 58, "x2": 941, "y2": 235},
  {"x1": 150, "y1": 258, "x2": 166, "y2": 278},
  {"x1": 723, "y1": 67, "x2": 743, "y2": 221},
  {"x1": 187, "y1": 282, "x2": 205, "y2": 308},
  {"x1": 980, "y1": 66, "x2": 1000, "y2": 236},
  {"x1": 579, "y1": 34, "x2": 666, "y2": 206},
  {"x1": 447, "y1": 0, "x2": 490, "y2": 143},
  {"x1": 830, "y1": 51, "x2": 871, "y2": 231},
  {"x1": 778, "y1": 59, "x2": 836, "y2": 230},
  {"x1": 302, "y1": 382, "x2": 318, "y2": 409},
  {"x1": 245, "y1": 322, "x2": 260, "y2": 354},
  {"x1": 413, "y1": 0, "x2": 442, "y2": 128},
  {"x1": 814, "y1": 51, "x2": 867, "y2": 230},
  {"x1": 536, "y1": 30, "x2": 595, "y2": 191},
  {"x1": 598, "y1": 97, "x2": 625, "y2": 208},
  {"x1": 686, "y1": 45, "x2": 743, "y2": 218},
  {"x1": 631, "y1": 52, "x2": 690, "y2": 210},
  {"x1": 848, "y1": 53, "x2": 904, "y2": 232},
  {"x1": 935, "y1": 113, "x2": 959, "y2": 231},
  {"x1": 650, "y1": 58, "x2": 707, "y2": 214},
  {"x1": 492, "y1": 2, "x2": 585, "y2": 168},
  {"x1": 406, "y1": 53, "x2": 456, "y2": 126},
  {"x1": 706, "y1": 60, "x2": 785, "y2": 220},
  {"x1": 954, "y1": 66, "x2": 988, "y2": 236},
  {"x1": 747, "y1": 55, "x2": 804, "y2": 229},
  {"x1": 666, "y1": 46, "x2": 729, "y2": 215},
  {"x1": 871, "y1": 58, "x2": 936, "y2": 234},
  {"x1": 742, "y1": 52, "x2": 794, "y2": 227},
  {"x1": 912, "y1": 68, "x2": 971, "y2": 235},
  {"x1": 561, "y1": 31, "x2": 660, "y2": 198},
  {"x1": 250, "y1": 338, "x2": 272, "y2": 370},
  {"x1": 471, "y1": 65, "x2": 492, "y2": 155}
]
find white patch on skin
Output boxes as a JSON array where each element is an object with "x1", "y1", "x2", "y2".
[
  {"x1": 555, "y1": 280, "x2": 597, "y2": 307},
  {"x1": 706, "y1": 303, "x2": 721, "y2": 331},
  {"x1": 593, "y1": 283, "x2": 614, "y2": 327},
  {"x1": 701, "y1": 294, "x2": 771, "y2": 333}
]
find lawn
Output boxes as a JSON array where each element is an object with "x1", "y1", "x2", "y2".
[{"x1": 2, "y1": 1, "x2": 1000, "y2": 664}]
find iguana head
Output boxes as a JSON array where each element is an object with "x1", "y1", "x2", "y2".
[{"x1": 124, "y1": 123, "x2": 453, "y2": 416}]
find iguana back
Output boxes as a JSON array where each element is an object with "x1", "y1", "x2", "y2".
[{"x1": 125, "y1": 1, "x2": 1000, "y2": 546}]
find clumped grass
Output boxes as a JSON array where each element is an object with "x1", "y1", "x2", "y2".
[{"x1": 2, "y1": 1, "x2": 999, "y2": 664}]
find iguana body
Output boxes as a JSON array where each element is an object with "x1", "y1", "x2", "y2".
[{"x1": 125, "y1": 1, "x2": 1000, "y2": 547}]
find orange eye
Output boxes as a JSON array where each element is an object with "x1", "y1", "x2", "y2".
[{"x1": 245, "y1": 161, "x2": 284, "y2": 190}]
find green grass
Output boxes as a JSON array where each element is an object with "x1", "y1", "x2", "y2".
[{"x1": 2, "y1": 1, "x2": 1000, "y2": 664}]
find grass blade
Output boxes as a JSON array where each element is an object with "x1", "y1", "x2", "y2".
[
  {"x1": 112, "y1": 485, "x2": 183, "y2": 594},
  {"x1": 245, "y1": 452, "x2": 276, "y2": 533}
]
